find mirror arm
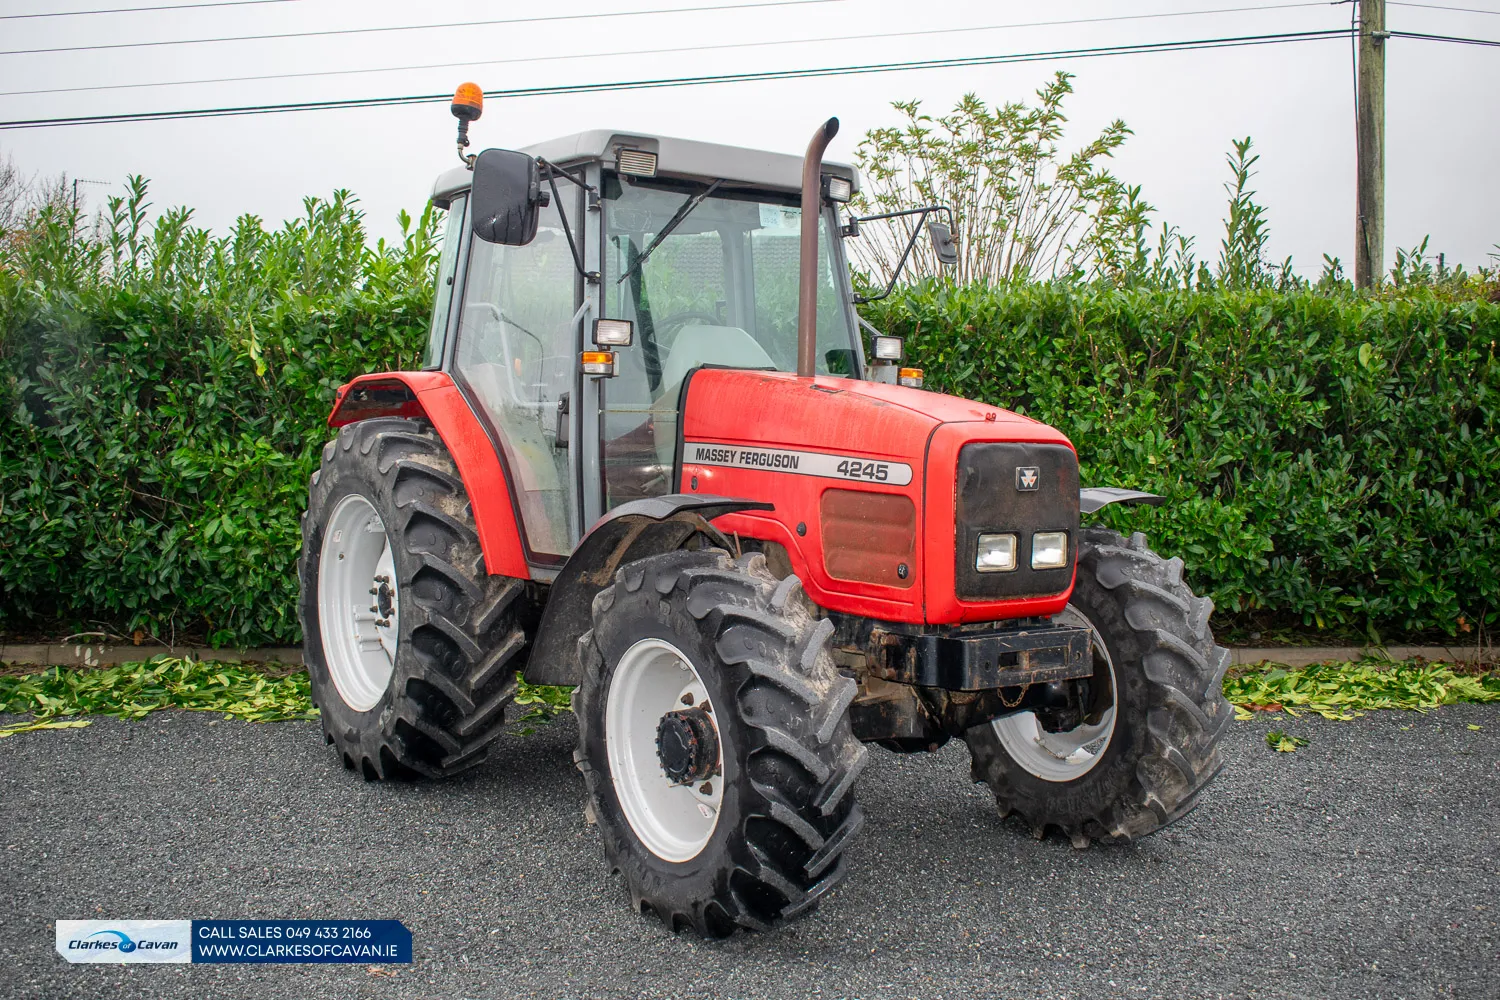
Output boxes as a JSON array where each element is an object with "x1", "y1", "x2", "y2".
[
  {"x1": 537, "y1": 158, "x2": 597, "y2": 200},
  {"x1": 851, "y1": 204, "x2": 955, "y2": 229},
  {"x1": 854, "y1": 207, "x2": 932, "y2": 305},
  {"x1": 849, "y1": 204, "x2": 955, "y2": 305},
  {"x1": 539, "y1": 159, "x2": 600, "y2": 284}
]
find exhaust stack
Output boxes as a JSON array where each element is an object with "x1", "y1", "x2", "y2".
[{"x1": 797, "y1": 117, "x2": 839, "y2": 378}]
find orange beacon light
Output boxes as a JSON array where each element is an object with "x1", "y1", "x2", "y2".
[{"x1": 451, "y1": 83, "x2": 484, "y2": 166}]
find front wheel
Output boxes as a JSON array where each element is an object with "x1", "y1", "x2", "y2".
[
  {"x1": 965, "y1": 528, "x2": 1232, "y2": 844},
  {"x1": 298, "y1": 417, "x2": 534, "y2": 780},
  {"x1": 574, "y1": 548, "x2": 866, "y2": 937}
]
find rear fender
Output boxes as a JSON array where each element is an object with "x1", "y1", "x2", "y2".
[
  {"x1": 522, "y1": 495, "x2": 773, "y2": 685},
  {"x1": 327, "y1": 371, "x2": 529, "y2": 580}
]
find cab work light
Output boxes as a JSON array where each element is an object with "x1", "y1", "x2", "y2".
[
  {"x1": 823, "y1": 174, "x2": 853, "y2": 203},
  {"x1": 616, "y1": 148, "x2": 657, "y2": 178},
  {"x1": 593, "y1": 319, "x2": 634, "y2": 347},
  {"x1": 872, "y1": 335, "x2": 903, "y2": 361},
  {"x1": 581, "y1": 351, "x2": 617, "y2": 376},
  {"x1": 897, "y1": 367, "x2": 924, "y2": 388}
]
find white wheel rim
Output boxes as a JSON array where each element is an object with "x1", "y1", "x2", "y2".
[
  {"x1": 317, "y1": 493, "x2": 400, "y2": 712},
  {"x1": 605, "y1": 638, "x2": 724, "y2": 863},
  {"x1": 991, "y1": 605, "x2": 1118, "y2": 782}
]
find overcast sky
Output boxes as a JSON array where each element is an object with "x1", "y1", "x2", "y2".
[{"x1": 1, "y1": 0, "x2": 1496, "y2": 275}]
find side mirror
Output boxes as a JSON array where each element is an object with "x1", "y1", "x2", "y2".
[
  {"x1": 927, "y1": 221, "x2": 959, "y2": 266},
  {"x1": 470, "y1": 148, "x2": 543, "y2": 245}
]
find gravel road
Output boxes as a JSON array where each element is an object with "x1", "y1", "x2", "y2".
[{"x1": 1, "y1": 703, "x2": 1496, "y2": 1000}]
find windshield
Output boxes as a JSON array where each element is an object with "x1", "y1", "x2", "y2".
[
  {"x1": 596, "y1": 173, "x2": 859, "y2": 511},
  {"x1": 601, "y1": 175, "x2": 857, "y2": 396}
]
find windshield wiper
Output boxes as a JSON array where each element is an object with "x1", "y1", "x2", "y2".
[{"x1": 616, "y1": 179, "x2": 723, "y2": 285}]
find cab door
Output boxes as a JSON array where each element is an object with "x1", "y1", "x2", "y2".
[{"x1": 450, "y1": 192, "x2": 582, "y2": 567}]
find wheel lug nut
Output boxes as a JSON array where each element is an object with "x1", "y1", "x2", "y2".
[
  {"x1": 699, "y1": 781, "x2": 713, "y2": 796},
  {"x1": 680, "y1": 693, "x2": 694, "y2": 705}
]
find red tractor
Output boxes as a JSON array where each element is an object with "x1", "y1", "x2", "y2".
[{"x1": 299, "y1": 87, "x2": 1231, "y2": 937}]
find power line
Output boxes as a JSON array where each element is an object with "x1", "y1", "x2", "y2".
[
  {"x1": 1388, "y1": 27, "x2": 1500, "y2": 40},
  {"x1": 1390, "y1": 2, "x2": 1500, "y2": 14},
  {"x1": 0, "y1": 0, "x2": 842, "y2": 57},
  {"x1": 0, "y1": 29, "x2": 1355, "y2": 131},
  {"x1": 0, "y1": 0, "x2": 296, "y2": 19},
  {"x1": 0, "y1": 2, "x2": 1334, "y2": 100}
]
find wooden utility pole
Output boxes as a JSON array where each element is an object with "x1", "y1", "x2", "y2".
[{"x1": 1355, "y1": 0, "x2": 1386, "y2": 288}]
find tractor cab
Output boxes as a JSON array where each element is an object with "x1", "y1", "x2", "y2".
[{"x1": 422, "y1": 129, "x2": 871, "y2": 564}]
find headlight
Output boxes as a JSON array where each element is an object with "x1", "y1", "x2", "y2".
[
  {"x1": 1031, "y1": 531, "x2": 1068, "y2": 570},
  {"x1": 975, "y1": 533, "x2": 1017, "y2": 573}
]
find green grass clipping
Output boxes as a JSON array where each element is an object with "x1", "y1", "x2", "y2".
[
  {"x1": 1226, "y1": 659, "x2": 1500, "y2": 721},
  {"x1": 0, "y1": 657, "x2": 316, "y2": 734}
]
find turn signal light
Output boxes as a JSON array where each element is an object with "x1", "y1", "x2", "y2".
[
  {"x1": 898, "y1": 367, "x2": 924, "y2": 388},
  {"x1": 581, "y1": 351, "x2": 617, "y2": 376}
]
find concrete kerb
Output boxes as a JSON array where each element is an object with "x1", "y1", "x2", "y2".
[
  {"x1": 0, "y1": 644, "x2": 302, "y2": 669},
  {"x1": 0, "y1": 644, "x2": 1492, "y2": 670}
]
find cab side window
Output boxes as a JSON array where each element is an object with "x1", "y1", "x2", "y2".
[{"x1": 422, "y1": 194, "x2": 467, "y2": 370}]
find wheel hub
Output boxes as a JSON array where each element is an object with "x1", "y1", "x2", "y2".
[
  {"x1": 656, "y1": 708, "x2": 719, "y2": 785},
  {"x1": 374, "y1": 576, "x2": 396, "y2": 621}
]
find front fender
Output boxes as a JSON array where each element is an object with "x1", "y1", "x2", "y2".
[
  {"x1": 522, "y1": 495, "x2": 773, "y2": 686},
  {"x1": 1079, "y1": 487, "x2": 1166, "y2": 515},
  {"x1": 326, "y1": 371, "x2": 529, "y2": 580}
]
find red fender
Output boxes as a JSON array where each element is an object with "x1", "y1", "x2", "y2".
[{"x1": 328, "y1": 372, "x2": 530, "y2": 580}]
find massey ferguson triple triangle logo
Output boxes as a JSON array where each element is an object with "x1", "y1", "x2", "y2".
[{"x1": 1016, "y1": 467, "x2": 1040, "y2": 491}]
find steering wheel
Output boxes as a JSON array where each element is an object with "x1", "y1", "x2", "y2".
[{"x1": 651, "y1": 310, "x2": 722, "y2": 354}]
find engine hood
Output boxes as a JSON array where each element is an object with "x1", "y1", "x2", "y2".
[{"x1": 677, "y1": 369, "x2": 1077, "y2": 626}]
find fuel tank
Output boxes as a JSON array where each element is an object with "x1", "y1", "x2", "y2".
[{"x1": 676, "y1": 369, "x2": 1079, "y2": 625}]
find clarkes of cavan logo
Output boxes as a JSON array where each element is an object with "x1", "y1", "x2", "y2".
[
  {"x1": 69, "y1": 929, "x2": 175, "y2": 954},
  {"x1": 1016, "y1": 466, "x2": 1040, "y2": 491},
  {"x1": 56, "y1": 920, "x2": 192, "y2": 963}
]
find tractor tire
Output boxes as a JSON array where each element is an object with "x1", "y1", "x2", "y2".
[
  {"x1": 574, "y1": 548, "x2": 866, "y2": 937},
  {"x1": 298, "y1": 417, "x2": 533, "y2": 781},
  {"x1": 965, "y1": 528, "x2": 1232, "y2": 845}
]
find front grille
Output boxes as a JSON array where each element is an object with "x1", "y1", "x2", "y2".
[{"x1": 954, "y1": 442, "x2": 1079, "y2": 600}]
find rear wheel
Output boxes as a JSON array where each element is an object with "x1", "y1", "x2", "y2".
[
  {"x1": 965, "y1": 528, "x2": 1232, "y2": 844},
  {"x1": 575, "y1": 548, "x2": 866, "y2": 936},
  {"x1": 298, "y1": 417, "x2": 534, "y2": 780}
]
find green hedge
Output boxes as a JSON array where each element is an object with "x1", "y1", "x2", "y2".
[
  {"x1": 0, "y1": 190, "x2": 435, "y2": 645},
  {"x1": 2, "y1": 193, "x2": 1495, "y2": 645},
  {"x1": 863, "y1": 284, "x2": 1499, "y2": 640}
]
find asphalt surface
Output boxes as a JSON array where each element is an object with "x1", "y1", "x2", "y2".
[{"x1": 1, "y1": 703, "x2": 1496, "y2": 1000}]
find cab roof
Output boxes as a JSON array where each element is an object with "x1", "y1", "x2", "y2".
[{"x1": 430, "y1": 128, "x2": 859, "y2": 208}]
